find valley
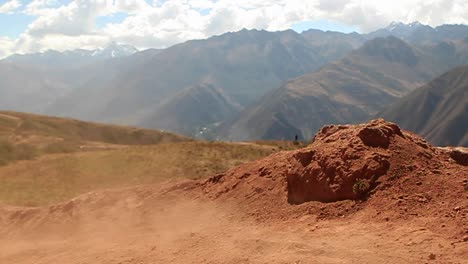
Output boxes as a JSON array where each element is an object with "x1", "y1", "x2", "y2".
[{"x1": 1, "y1": 22, "x2": 467, "y2": 145}]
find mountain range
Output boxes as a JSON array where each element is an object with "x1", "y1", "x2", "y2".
[
  {"x1": 0, "y1": 22, "x2": 467, "y2": 146},
  {"x1": 224, "y1": 35, "x2": 468, "y2": 141},
  {"x1": 4, "y1": 42, "x2": 138, "y2": 68},
  {"x1": 45, "y1": 29, "x2": 335, "y2": 128}
]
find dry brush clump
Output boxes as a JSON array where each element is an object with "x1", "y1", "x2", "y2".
[{"x1": 0, "y1": 140, "x2": 38, "y2": 166}]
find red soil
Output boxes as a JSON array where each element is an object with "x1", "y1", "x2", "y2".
[{"x1": 201, "y1": 119, "x2": 467, "y2": 235}]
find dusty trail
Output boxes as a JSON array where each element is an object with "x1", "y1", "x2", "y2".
[{"x1": 1, "y1": 189, "x2": 466, "y2": 264}]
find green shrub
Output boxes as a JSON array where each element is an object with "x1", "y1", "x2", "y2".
[
  {"x1": 353, "y1": 178, "x2": 370, "y2": 196},
  {"x1": 0, "y1": 140, "x2": 38, "y2": 166}
]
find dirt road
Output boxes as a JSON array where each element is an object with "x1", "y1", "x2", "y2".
[{"x1": 1, "y1": 189, "x2": 466, "y2": 264}]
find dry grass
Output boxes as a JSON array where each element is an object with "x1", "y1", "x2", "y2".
[
  {"x1": 0, "y1": 111, "x2": 300, "y2": 207},
  {"x1": 0, "y1": 111, "x2": 189, "y2": 144},
  {"x1": 0, "y1": 141, "x2": 281, "y2": 206},
  {"x1": 251, "y1": 140, "x2": 307, "y2": 150},
  {"x1": 0, "y1": 111, "x2": 190, "y2": 166}
]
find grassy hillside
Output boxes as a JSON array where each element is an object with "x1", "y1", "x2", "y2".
[
  {"x1": 0, "y1": 141, "x2": 289, "y2": 206},
  {"x1": 0, "y1": 111, "x2": 189, "y2": 144},
  {"x1": 0, "y1": 111, "x2": 189, "y2": 166},
  {"x1": 0, "y1": 111, "x2": 302, "y2": 206}
]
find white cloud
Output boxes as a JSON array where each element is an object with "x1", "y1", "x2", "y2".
[
  {"x1": 24, "y1": 0, "x2": 61, "y2": 15},
  {"x1": 0, "y1": 0, "x2": 467, "y2": 58},
  {"x1": 0, "y1": 37, "x2": 14, "y2": 58},
  {"x1": 114, "y1": 0, "x2": 152, "y2": 14},
  {"x1": 0, "y1": 0, "x2": 21, "y2": 13},
  {"x1": 103, "y1": 0, "x2": 207, "y2": 48}
]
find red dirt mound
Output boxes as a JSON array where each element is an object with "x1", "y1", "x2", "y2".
[
  {"x1": 202, "y1": 119, "x2": 467, "y2": 225},
  {"x1": 203, "y1": 119, "x2": 417, "y2": 203}
]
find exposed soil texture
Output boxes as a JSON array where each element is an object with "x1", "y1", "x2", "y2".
[
  {"x1": 1, "y1": 119, "x2": 467, "y2": 263},
  {"x1": 203, "y1": 119, "x2": 467, "y2": 222}
]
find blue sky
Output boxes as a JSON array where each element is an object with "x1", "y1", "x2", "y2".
[
  {"x1": 95, "y1": 12, "x2": 129, "y2": 29},
  {"x1": 291, "y1": 20, "x2": 360, "y2": 34},
  {"x1": 0, "y1": 0, "x2": 145, "y2": 37},
  {"x1": 0, "y1": 0, "x2": 466, "y2": 58},
  {"x1": 0, "y1": 12, "x2": 34, "y2": 38},
  {"x1": 1, "y1": 17, "x2": 360, "y2": 38},
  {"x1": 0, "y1": 0, "x2": 361, "y2": 39}
]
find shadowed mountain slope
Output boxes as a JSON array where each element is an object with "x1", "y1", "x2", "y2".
[
  {"x1": 224, "y1": 36, "x2": 468, "y2": 141},
  {"x1": 140, "y1": 83, "x2": 242, "y2": 138},
  {"x1": 380, "y1": 65, "x2": 468, "y2": 146}
]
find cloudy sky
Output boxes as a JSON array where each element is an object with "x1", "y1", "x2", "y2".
[{"x1": 0, "y1": 0, "x2": 467, "y2": 58}]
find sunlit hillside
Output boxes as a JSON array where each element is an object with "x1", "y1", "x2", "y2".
[
  {"x1": 0, "y1": 111, "x2": 190, "y2": 165},
  {"x1": 0, "y1": 111, "x2": 302, "y2": 206}
]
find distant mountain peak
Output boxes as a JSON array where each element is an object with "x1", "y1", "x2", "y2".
[
  {"x1": 91, "y1": 42, "x2": 138, "y2": 58},
  {"x1": 409, "y1": 21, "x2": 424, "y2": 27},
  {"x1": 367, "y1": 21, "x2": 447, "y2": 44},
  {"x1": 387, "y1": 21, "x2": 404, "y2": 29},
  {"x1": 4, "y1": 42, "x2": 138, "y2": 67},
  {"x1": 386, "y1": 21, "x2": 427, "y2": 32}
]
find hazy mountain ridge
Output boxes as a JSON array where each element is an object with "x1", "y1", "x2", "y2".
[
  {"x1": 0, "y1": 62, "x2": 74, "y2": 113},
  {"x1": 43, "y1": 48, "x2": 163, "y2": 123},
  {"x1": 45, "y1": 29, "x2": 333, "y2": 131},
  {"x1": 367, "y1": 22, "x2": 468, "y2": 44},
  {"x1": 141, "y1": 83, "x2": 242, "y2": 139},
  {"x1": 300, "y1": 22, "x2": 468, "y2": 61},
  {"x1": 4, "y1": 42, "x2": 138, "y2": 68},
  {"x1": 379, "y1": 65, "x2": 468, "y2": 146},
  {"x1": 300, "y1": 30, "x2": 366, "y2": 62}
]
